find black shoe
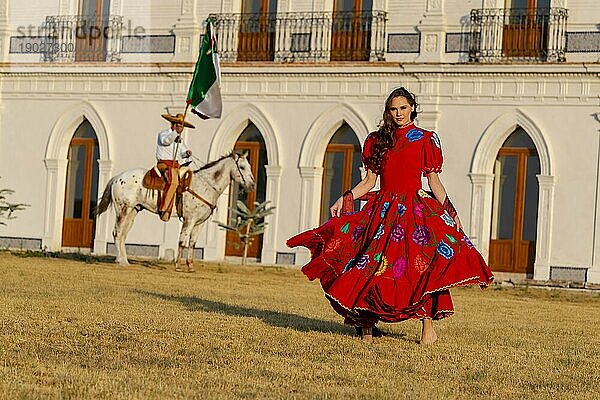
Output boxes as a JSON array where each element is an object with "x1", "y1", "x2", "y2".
[{"x1": 354, "y1": 326, "x2": 386, "y2": 337}]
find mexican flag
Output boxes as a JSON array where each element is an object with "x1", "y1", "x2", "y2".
[{"x1": 187, "y1": 18, "x2": 222, "y2": 119}]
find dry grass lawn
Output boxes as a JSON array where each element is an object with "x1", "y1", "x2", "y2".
[{"x1": 1, "y1": 251, "x2": 599, "y2": 399}]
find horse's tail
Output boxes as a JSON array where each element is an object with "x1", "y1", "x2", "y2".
[{"x1": 95, "y1": 177, "x2": 116, "y2": 216}]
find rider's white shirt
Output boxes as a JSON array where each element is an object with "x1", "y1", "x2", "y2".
[{"x1": 156, "y1": 129, "x2": 190, "y2": 162}]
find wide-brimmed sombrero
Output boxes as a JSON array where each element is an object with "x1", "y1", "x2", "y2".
[{"x1": 161, "y1": 113, "x2": 195, "y2": 129}]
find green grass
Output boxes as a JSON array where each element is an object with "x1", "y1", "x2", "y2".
[{"x1": 1, "y1": 251, "x2": 599, "y2": 399}]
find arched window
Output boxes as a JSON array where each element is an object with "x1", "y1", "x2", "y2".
[{"x1": 320, "y1": 123, "x2": 362, "y2": 224}]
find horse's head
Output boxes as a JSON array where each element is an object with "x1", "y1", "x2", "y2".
[{"x1": 231, "y1": 151, "x2": 256, "y2": 192}]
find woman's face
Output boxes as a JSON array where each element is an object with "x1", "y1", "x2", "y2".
[{"x1": 388, "y1": 96, "x2": 413, "y2": 127}]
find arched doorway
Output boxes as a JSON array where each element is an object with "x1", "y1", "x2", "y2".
[
  {"x1": 320, "y1": 123, "x2": 362, "y2": 224},
  {"x1": 62, "y1": 119, "x2": 100, "y2": 248},
  {"x1": 489, "y1": 127, "x2": 540, "y2": 275},
  {"x1": 226, "y1": 122, "x2": 268, "y2": 259}
]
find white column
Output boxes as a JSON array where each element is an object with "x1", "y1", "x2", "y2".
[
  {"x1": 92, "y1": 159, "x2": 114, "y2": 255},
  {"x1": 295, "y1": 166, "x2": 323, "y2": 265},
  {"x1": 298, "y1": 166, "x2": 323, "y2": 231},
  {"x1": 468, "y1": 172, "x2": 494, "y2": 261},
  {"x1": 261, "y1": 165, "x2": 282, "y2": 264},
  {"x1": 415, "y1": 0, "x2": 447, "y2": 63},
  {"x1": 42, "y1": 159, "x2": 68, "y2": 251},
  {"x1": 533, "y1": 175, "x2": 555, "y2": 281},
  {"x1": 171, "y1": 0, "x2": 201, "y2": 62}
]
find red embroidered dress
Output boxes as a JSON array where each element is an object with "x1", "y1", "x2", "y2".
[{"x1": 287, "y1": 123, "x2": 494, "y2": 326}]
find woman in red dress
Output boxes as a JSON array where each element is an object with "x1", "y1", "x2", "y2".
[{"x1": 287, "y1": 87, "x2": 494, "y2": 344}]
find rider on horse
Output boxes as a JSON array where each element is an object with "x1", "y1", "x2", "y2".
[{"x1": 156, "y1": 113, "x2": 194, "y2": 221}]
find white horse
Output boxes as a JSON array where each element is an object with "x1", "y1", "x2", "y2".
[{"x1": 96, "y1": 152, "x2": 256, "y2": 271}]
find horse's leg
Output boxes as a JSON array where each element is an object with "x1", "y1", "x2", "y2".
[
  {"x1": 175, "y1": 219, "x2": 193, "y2": 272},
  {"x1": 114, "y1": 206, "x2": 138, "y2": 266},
  {"x1": 186, "y1": 221, "x2": 204, "y2": 273}
]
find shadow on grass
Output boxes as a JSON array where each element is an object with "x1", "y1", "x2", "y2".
[
  {"x1": 136, "y1": 290, "x2": 417, "y2": 342},
  {"x1": 9, "y1": 249, "x2": 166, "y2": 269},
  {"x1": 136, "y1": 289, "x2": 355, "y2": 336}
]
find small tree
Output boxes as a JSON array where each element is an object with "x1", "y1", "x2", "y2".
[
  {"x1": 0, "y1": 182, "x2": 28, "y2": 225},
  {"x1": 218, "y1": 200, "x2": 275, "y2": 265}
]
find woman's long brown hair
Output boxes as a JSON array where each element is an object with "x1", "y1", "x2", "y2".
[{"x1": 363, "y1": 87, "x2": 418, "y2": 174}]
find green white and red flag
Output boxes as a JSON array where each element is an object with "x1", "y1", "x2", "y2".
[{"x1": 187, "y1": 18, "x2": 222, "y2": 119}]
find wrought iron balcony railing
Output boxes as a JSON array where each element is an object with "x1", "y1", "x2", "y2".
[
  {"x1": 209, "y1": 10, "x2": 387, "y2": 62},
  {"x1": 43, "y1": 15, "x2": 123, "y2": 62},
  {"x1": 469, "y1": 8, "x2": 568, "y2": 62}
]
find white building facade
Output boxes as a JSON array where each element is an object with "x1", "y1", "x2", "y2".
[{"x1": 1, "y1": 0, "x2": 599, "y2": 283}]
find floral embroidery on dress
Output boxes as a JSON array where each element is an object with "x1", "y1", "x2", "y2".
[
  {"x1": 413, "y1": 253, "x2": 429, "y2": 273},
  {"x1": 440, "y1": 211, "x2": 456, "y2": 227},
  {"x1": 445, "y1": 233, "x2": 457, "y2": 244},
  {"x1": 380, "y1": 202, "x2": 391, "y2": 218},
  {"x1": 356, "y1": 254, "x2": 370, "y2": 270},
  {"x1": 414, "y1": 203, "x2": 425, "y2": 218},
  {"x1": 436, "y1": 240, "x2": 454, "y2": 259},
  {"x1": 412, "y1": 225, "x2": 431, "y2": 245},
  {"x1": 406, "y1": 128, "x2": 424, "y2": 142},
  {"x1": 390, "y1": 224, "x2": 405, "y2": 242},
  {"x1": 392, "y1": 257, "x2": 408, "y2": 278},
  {"x1": 340, "y1": 222, "x2": 350, "y2": 234},
  {"x1": 342, "y1": 258, "x2": 355, "y2": 273},
  {"x1": 462, "y1": 235, "x2": 475, "y2": 249},
  {"x1": 397, "y1": 203, "x2": 407, "y2": 216},
  {"x1": 432, "y1": 132, "x2": 441, "y2": 148},
  {"x1": 351, "y1": 226, "x2": 365, "y2": 241},
  {"x1": 418, "y1": 189, "x2": 432, "y2": 198},
  {"x1": 375, "y1": 256, "x2": 389, "y2": 276},
  {"x1": 325, "y1": 238, "x2": 342, "y2": 252},
  {"x1": 374, "y1": 224, "x2": 385, "y2": 240}
]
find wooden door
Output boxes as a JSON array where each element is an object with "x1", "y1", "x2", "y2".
[
  {"x1": 331, "y1": 0, "x2": 373, "y2": 61},
  {"x1": 502, "y1": 0, "x2": 550, "y2": 59},
  {"x1": 237, "y1": 0, "x2": 277, "y2": 61},
  {"x1": 62, "y1": 122, "x2": 99, "y2": 248},
  {"x1": 489, "y1": 147, "x2": 539, "y2": 274},
  {"x1": 75, "y1": 0, "x2": 110, "y2": 61},
  {"x1": 225, "y1": 141, "x2": 267, "y2": 258}
]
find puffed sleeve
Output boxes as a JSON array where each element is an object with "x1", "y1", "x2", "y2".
[
  {"x1": 422, "y1": 131, "x2": 443, "y2": 175},
  {"x1": 361, "y1": 133, "x2": 377, "y2": 172}
]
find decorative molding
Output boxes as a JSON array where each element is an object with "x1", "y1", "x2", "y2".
[
  {"x1": 424, "y1": 34, "x2": 438, "y2": 53},
  {"x1": 182, "y1": 0, "x2": 194, "y2": 15},
  {"x1": 0, "y1": 0, "x2": 7, "y2": 17}
]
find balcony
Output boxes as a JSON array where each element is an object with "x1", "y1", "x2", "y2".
[
  {"x1": 43, "y1": 15, "x2": 123, "y2": 62},
  {"x1": 469, "y1": 8, "x2": 568, "y2": 62},
  {"x1": 209, "y1": 10, "x2": 387, "y2": 63}
]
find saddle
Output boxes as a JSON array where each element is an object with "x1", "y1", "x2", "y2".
[{"x1": 142, "y1": 167, "x2": 193, "y2": 218}]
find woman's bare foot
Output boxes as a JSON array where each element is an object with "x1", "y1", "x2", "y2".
[{"x1": 420, "y1": 318, "x2": 438, "y2": 345}]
